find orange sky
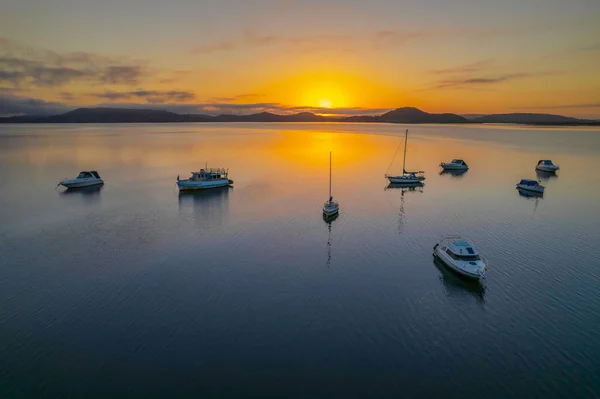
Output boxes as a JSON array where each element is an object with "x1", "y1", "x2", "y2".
[{"x1": 1, "y1": 0, "x2": 599, "y2": 117}]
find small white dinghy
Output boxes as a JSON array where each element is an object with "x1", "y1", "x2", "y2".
[
  {"x1": 323, "y1": 152, "x2": 339, "y2": 218},
  {"x1": 433, "y1": 236, "x2": 488, "y2": 280},
  {"x1": 58, "y1": 171, "x2": 104, "y2": 189},
  {"x1": 535, "y1": 160, "x2": 559, "y2": 173},
  {"x1": 440, "y1": 159, "x2": 468, "y2": 171},
  {"x1": 516, "y1": 179, "x2": 544, "y2": 194}
]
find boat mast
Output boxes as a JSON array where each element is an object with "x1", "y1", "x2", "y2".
[
  {"x1": 329, "y1": 151, "x2": 332, "y2": 199},
  {"x1": 402, "y1": 129, "x2": 408, "y2": 174}
]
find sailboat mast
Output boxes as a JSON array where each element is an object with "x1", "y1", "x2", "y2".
[
  {"x1": 402, "y1": 129, "x2": 408, "y2": 174},
  {"x1": 329, "y1": 151, "x2": 332, "y2": 198}
]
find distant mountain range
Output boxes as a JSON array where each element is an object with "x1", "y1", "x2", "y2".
[{"x1": 1, "y1": 106, "x2": 598, "y2": 125}]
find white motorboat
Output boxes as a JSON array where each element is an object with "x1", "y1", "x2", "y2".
[
  {"x1": 177, "y1": 167, "x2": 233, "y2": 191},
  {"x1": 516, "y1": 179, "x2": 544, "y2": 194},
  {"x1": 58, "y1": 171, "x2": 104, "y2": 189},
  {"x1": 323, "y1": 152, "x2": 339, "y2": 218},
  {"x1": 433, "y1": 236, "x2": 488, "y2": 280},
  {"x1": 385, "y1": 129, "x2": 425, "y2": 184},
  {"x1": 440, "y1": 159, "x2": 469, "y2": 171},
  {"x1": 535, "y1": 160, "x2": 559, "y2": 173}
]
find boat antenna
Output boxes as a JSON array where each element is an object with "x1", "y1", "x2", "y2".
[
  {"x1": 329, "y1": 151, "x2": 332, "y2": 200},
  {"x1": 402, "y1": 129, "x2": 408, "y2": 174}
]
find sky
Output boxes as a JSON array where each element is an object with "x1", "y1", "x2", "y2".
[{"x1": 1, "y1": 0, "x2": 599, "y2": 117}]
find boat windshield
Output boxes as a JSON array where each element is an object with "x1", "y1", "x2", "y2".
[
  {"x1": 519, "y1": 179, "x2": 537, "y2": 186},
  {"x1": 446, "y1": 249, "x2": 480, "y2": 261},
  {"x1": 77, "y1": 172, "x2": 91, "y2": 178}
]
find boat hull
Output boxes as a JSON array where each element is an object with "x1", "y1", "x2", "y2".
[
  {"x1": 60, "y1": 179, "x2": 104, "y2": 188},
  {"x1": 323, "y1": 209, "x2": 339, "y2": 217},
  {"x1": 323, "y1": 204, "x2": 339, "y2": 217},
  {"x1": 433, "y1": 246, "x2": 484, "y2": 280},
  {"x1": 535, "y1": 165, "x2": 559, "y2": 173},
  {"x1": 516, "y1": 184, "x2": 544, "y2": 193},
  {"x1": 387, "y1": 175, "x2": 425, "y2": 184},
  {"x1": 441, "y1": 164, "x2": 468, "y2": 171},
  {"x1": 177, "y1": 178, "x2": 232, "y2": 191}
]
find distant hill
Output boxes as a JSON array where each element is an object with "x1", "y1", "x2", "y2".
[
  {"x1": 1, "y1": 106, "x2": 597, "y2": 125},
  {"x1": 0, "y1": 107, "x2": 212, "y2": 123},
  {"x1": 52, "y1": 107, "x2": 198, "y2": 123},
  {"x1": 377, "y1": 107, "x2": 467, "y2": 123},
  {"x1": 472, "y1": 113, "x2": 590, "y2": 124},
  {"x1": 461, "y1": 114, "x2": 487, "y2": 120}
]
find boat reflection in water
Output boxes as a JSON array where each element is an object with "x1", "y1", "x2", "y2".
[
  {"x1": 385, "y1": 182, "x2": 425, "y2": 192},
  {"x1": 439, "y1": 169, "x2": 468, "y2": 179},
  {"x1": 517, "y1": 187, "x2": 544, "y2": 199},
  {"x1": 433, "y1": 257, "x2": 486, "y2": 304},
  {"x1": 536, "y1": 169, "x2": 558, "y2": 182},
  {"x1": 322, "y1": 213, "x2": 338, "y2": 266},
  {"x1": 385, "y1": 182, "x2": 423, "y2": 234},
  {"x1": 59, "y1": 184, "x2": 104, "y2": 203},
  {"x1": 178, "y1": 186, "x2": 231, "y2": 226}
]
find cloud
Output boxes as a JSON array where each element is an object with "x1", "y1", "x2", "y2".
[
  {"x1": 93, "y1": 101, "x2": 390, "y2": 116},
  {"x1": 0, "y1": 93, "x2": 72, "y2": 116},
  {"x1": 193, "y1": 21, "x2": 559, "y2": 56},
  {"x1": 101, "y1": 66, "x2": 142, "y2": 85},
  {"x1": 373, "y1": 30, "x2": 425, "y2": 47},
  {"x1": 193, "y1": 30, "x2": 423, "y2": 55},
  {"x1": 432, "y1": 59, "x2": 495, "y2": 74},
  {"x1": 60, "y1": 92, "x2": 76, "y2": 102},
  {"x1": 575, "y1": 42, "x2": 600, "y2": 53},
  {"x1": 210, "y1": 93, "x2": 265, "y2": 102},
  {"x1": 0, "y1": 39, "x2": 145, "y2": 88},
  {"x1": 430, "y1": 71, "x2": 562, "y2": 89},
  {"x1": 512, "y1": 103, "x2": 600, "y2": 110},
  {"x1": 91, "y1": 90, "x2": 196, "y2": 103}
]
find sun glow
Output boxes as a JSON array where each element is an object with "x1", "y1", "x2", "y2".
[{"x1": 318, "y1": 98, "x2": 333, "y2": 108}]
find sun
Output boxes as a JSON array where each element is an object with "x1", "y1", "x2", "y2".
[{"x1": 318, "y1": 98, "x2": 333, "y2": 108}]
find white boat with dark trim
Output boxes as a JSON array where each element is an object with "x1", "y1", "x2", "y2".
[
  {"x1": 535, "y1": 160, "x2": 559, "y2": 173},
  {"x1": 433, "y1": 236, "x2": 488, "y2": 280},
  {"x1": 516, "y1": 179, "x2": 544, "y2": 194},
  {"x1": 177, "y1": 167, "x2": 233, "y2": 191},
  {"x1": 385, "y1": 129, "x2": 425, "y2": 184},
  {"x1": 440, "y1": 159, "x2": 469, "y2": 171},
  {"x1": 323, "y1": 152, "x2": 339, "y2": 218},
  {"x1": 58, "y1": 171, "x2": 104, "y2": 189}
]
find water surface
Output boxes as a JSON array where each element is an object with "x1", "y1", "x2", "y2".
[{"x1": 1, "y1": 123, "x2": 599, "y2": 398}]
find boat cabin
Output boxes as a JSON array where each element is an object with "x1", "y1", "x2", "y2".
[
  {"x1": 537, "y1": 160, "x2": 555, "y2": 166},
  {"x1": 445, "y1": 240, "x2": 481, "y2": 261},
  {"x1": 451, "y1": 159, "x2": 467, "y2": 165},
  {"x1": 519, "y1": 179, "x2": 539, "y2": 187},
  {"x1": 189, "y1": 168, "x2": 228, "y2": 181},
  {"x1": 77, "y1": 171, "x2": 101, "y2": 179}
]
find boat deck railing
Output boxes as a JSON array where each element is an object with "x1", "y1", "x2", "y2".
[{"x1": 197, "y1": 167, "x2": 228, "y2": 174}]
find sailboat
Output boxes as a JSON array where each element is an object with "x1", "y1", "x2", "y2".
[
  {"x1": 385, "y1": 129, "x2": 425, "y2": 184},
  {"x1": 323, "y1": 151, "x2": 339, "y2": 218}
]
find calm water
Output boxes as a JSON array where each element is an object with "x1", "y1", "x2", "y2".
[{"x1": 1, "y1": 123, "x2": 600, "y2": 398}]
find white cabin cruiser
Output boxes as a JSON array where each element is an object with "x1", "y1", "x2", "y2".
[
  {"x1": 516, "y1": 179, "x2": 544, "y2": 194},
  {"x1": 177, "y1": 167, "x2": 233, "y2": 191},
  {"x1": 440, "y1": 159, "x2": 469, "y2": 171},
  {"x1": 385, "y1": 129, "x2": 425, "y2": 184},
  {"x1": 535, "y1": 160, "x2": 559, "y2": 173},
  {"x1": 323, "y1": 152, "x2": 340, "y2": 218},
  {"x1": 433, "y1": 236, "x2": 488, "y2": 280},
  {"x1": 58, "y1": 171, "x2": 104, "y2": 189}
]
